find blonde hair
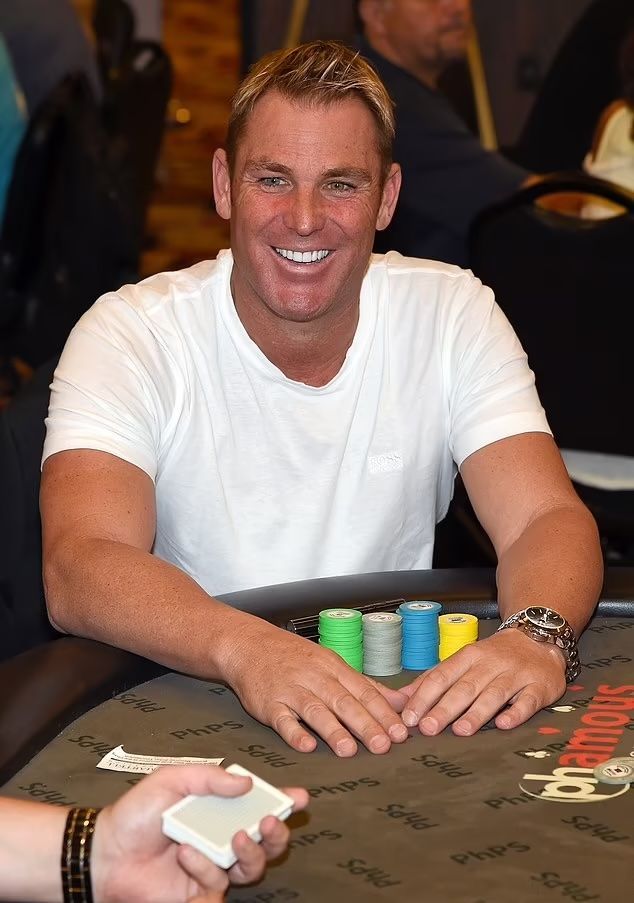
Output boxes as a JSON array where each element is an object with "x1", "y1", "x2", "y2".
[{"x1": 226, "y1": 40, "x2": 395, "y2": 176}]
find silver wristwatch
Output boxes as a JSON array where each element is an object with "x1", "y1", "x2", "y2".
[{"x1": 497, "y1": 606, "x2": 580, "y2": 683}]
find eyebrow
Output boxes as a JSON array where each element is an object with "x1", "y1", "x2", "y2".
[
  {"x1": 244, "y1": 160, "x2": 294, "y2": 176},
  {"x1": 243, "y1": 160, "x2": 374, "y2": 182}
]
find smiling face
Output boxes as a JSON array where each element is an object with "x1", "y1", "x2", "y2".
[{"x1": 213, "y1": 90, "x2": 400, "y2": 345}]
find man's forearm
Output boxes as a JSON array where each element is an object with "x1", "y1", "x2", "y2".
[
  {"x1": 44, "y1": 537, "x2": 266, "y2": 680},
  {"x1": 496, "y1": 503, "x2": 603, "y2": 637},
  {"x1": 0, "y1": 799, "x2": 68, "y2": 902}
]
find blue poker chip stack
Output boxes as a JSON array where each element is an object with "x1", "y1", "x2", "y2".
[{"x1": 398, "y1": 600, "x2": 442, "y2": 671}]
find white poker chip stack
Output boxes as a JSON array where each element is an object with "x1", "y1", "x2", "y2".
[{"x1": 362, "y1": 612, "x2": 403, "y2": 676}]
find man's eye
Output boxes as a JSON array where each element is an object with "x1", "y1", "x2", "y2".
[
  {"x1": 259, "y1": 177, "x2": 286, "y2": 187},
  {"x1": 327, "y1": 181, "x2": 354, "y2": 192}
]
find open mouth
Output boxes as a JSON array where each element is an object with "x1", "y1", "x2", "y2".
[{"x1": 274, "y1": 247, "x2": 331, "y2": 264}]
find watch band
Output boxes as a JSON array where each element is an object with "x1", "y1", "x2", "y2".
[{"x1": 497, "y1": 607, "x2": 581, "y2": 683}]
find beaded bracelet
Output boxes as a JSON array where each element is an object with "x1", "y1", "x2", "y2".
[{"x1": 61, "y1": 807, "x2": 101, "y2": 903}]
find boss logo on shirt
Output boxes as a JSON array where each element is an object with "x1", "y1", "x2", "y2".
[{"x1": 368, "y1": 452, "x2": 403, "y2": 474}]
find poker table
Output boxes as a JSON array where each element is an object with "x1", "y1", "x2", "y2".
[{"x1": 2, "y1": 568, "x2": 633, "y2": 902}]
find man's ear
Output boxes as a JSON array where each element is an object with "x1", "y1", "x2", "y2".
[
  {"x1": 212, "y1": 148, "x2": 232, "y2": 221},
  {"x1": 359, "y1": 0, "x2": 388, "y2": 35},
  {"x1": 376, "y1": 163, "x2": 401, "y2": 231}
]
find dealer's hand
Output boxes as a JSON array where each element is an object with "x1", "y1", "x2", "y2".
[
  {"x1": 399, "y1": 629, "x2": 567, "y2": 736},
  {"x1": 91, "y1": 764, "x2": 309, "y2": 903},
  {"x1": 225, "y1": 622, "x2": 409, "y2": 757}
]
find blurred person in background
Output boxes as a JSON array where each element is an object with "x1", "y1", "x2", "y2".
[
  {"x1": 0, "y1": 35, "x2": 25, "y2": 227},
  {"x1": 0, "y1": 0, "x2": 101, "y2": 114},
  {"x1": 0, "y1": 34, "x2": 27, "y2": 403},
  {"x1": 357, "y1": 0, "x2": 530, "y2": 265},
  {"x1": 583, "y1": 22, "x2": 634, "y2": 203}
]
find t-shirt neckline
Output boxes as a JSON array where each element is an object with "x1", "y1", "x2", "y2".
[{"x1": 216, "y1": 249, "x2": 377, "y2": 394}]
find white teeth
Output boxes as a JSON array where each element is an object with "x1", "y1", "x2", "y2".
[{"x1": 274, "y1": 248, "x2": 330, "y2": 263}]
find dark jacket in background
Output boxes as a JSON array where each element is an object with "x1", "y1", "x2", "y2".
[{"x1": 358, "y1": 38, "x2": 527, "y2": 267}]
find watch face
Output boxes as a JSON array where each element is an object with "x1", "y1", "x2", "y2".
[{"x1": 525, "y1": 607, "x2": 566, "y2": 631}]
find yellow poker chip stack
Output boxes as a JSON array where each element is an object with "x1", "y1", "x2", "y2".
[{"x1": 438, "y1": 614, "x2": 478, "y2": 661}]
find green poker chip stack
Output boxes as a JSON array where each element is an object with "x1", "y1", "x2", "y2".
[{"x1": 318, "y1": 608, "x2": 363, "y2": 672}]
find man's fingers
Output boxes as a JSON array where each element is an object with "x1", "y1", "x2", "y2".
[
  {"x1": 227, "y1": 830, "x2": 268, "y2": 885},
  {"x1": 271, "y1": 696, "x2": 362, "y2": 757},
  {"x1": 414, "y1": 667, "x2": 498, "y2": 735},
  {"x1": 400, "y1": 630, "x2": 569, "y2": 736},
  {"x1": 401, "y1": 649, "x2": 475, "y2": 727},
  {"x1": 368, "y1": 679, "x2": 409, "y2": 714},
  {"x1": 176, "y1": 844, "x2": 228, "y2": 896},
  {"x1": 258, "y1": 814, "x2": 291, "y2": 860},
  {"x1": 281, "y1": 787, "x2": 310, "y2": 812},
  {"x1": 447, "y1": 676, "x2": 517, "y2": 735},
  {"x1": 269, "y1": 706, "x2": 318, "y2": 753},
  {"x1": 495, "y1": 684, "x2": 550, "y2": 730},
  {"x1": 236, "y1": 629, "x2": 411, "y2": 756},
  {"x1": 273, "y1": 677, "x2": 401, "y2": 757},
  {"x1": 291, "y1": 690, "x2": 360, "y2": 756},
  {"x1": 341, "y1": 676, "x2": 409, "y2": 744}
]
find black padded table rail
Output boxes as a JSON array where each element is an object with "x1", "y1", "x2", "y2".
[{"x1": 1, "y1": 569, "x2": 633, "y2": 902}]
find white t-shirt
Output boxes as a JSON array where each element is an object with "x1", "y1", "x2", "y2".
[{"x1": 43, "y1": 250, "x2": 550, "y2": 596}]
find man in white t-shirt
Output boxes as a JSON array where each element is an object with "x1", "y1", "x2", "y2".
[{"x1": 41, "y1": 41, "x2": 602, "y2": 758}]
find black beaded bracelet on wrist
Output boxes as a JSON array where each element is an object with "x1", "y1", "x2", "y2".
[{"x1": 61, "y1": 807, "x2": 101, "y2": 903}]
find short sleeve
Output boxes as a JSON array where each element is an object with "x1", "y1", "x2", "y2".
[
  {"x1": 43, "y1": 294, "x2": 172, "y2": 480},
  {"x1": 444, "y1": 275, "x2": 551, "y2": 467}
]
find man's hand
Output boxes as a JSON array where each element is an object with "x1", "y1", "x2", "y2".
[
  {"x1": 399, "y1": 629, "x2": 567, "y2": 736},
  {"x1": 92, "y1": 764, "x2": 309, "y2": 903},
  {"x1": 225, "y1": 622, "x2": 409, "y2": 756}
]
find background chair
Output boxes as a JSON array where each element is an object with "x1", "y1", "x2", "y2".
[
  {"x1": 93, "y1": 0, "x2": 136, "y2": 87},
  {"x1": 101, "y1": 40, "x2": 173, "y2": 250},
  {"x1": 0, "y1": 357, "x2": 60, "y2": 662},
  {"x1": 464, "y1": 172, "x2": 634, "y2": 564},
  {"x1": 0, "y1": 73, "x2": 139, "y2": 367},
  {"x1": 0, "y1": 42, "x2": 171, "y2": 370}
]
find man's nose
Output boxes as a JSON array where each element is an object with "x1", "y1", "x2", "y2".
[
  {"x1": 443, "y1": 0, "x2": 471, "y2": 19},
  {"x1": 283, "y1": 187, "x2": 325, "y2": 235}
]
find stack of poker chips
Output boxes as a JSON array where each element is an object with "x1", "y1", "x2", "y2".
[
  {"x1": 398, "y1": 601, "x2": 442, "y2": 671},
  {"x1": 318, "y1": 609, "x2": 363, "y2": 672},
  {"x1": 438, "y1": 613, "x2": 479, "y2": 661},
  {"x1": 362, "y1": 612, "x2": 403, "y2": 676}
]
